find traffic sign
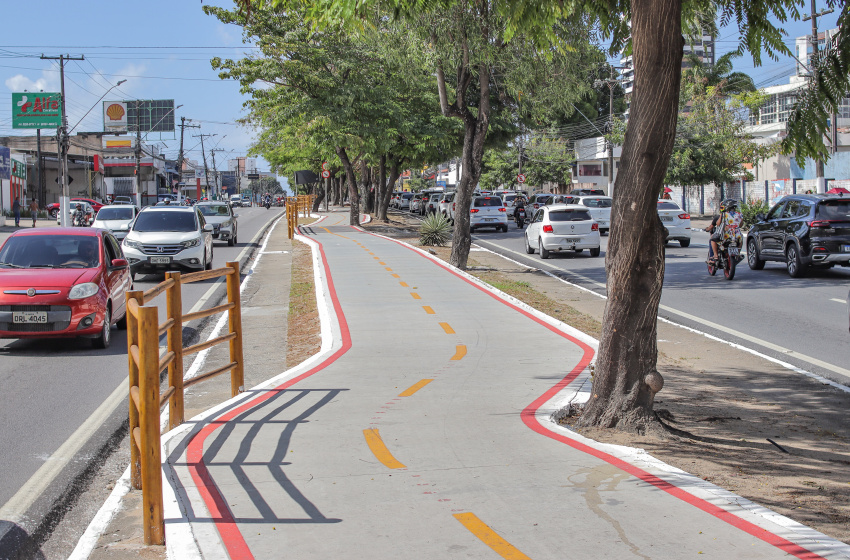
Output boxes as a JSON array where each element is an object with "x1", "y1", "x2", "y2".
[
  {"x1": 321, "y1": 170, "x2": 331, "y2": 178},
  {"x1": 517, "y1": 173, "x2": 526, "y2": 183},
  {"x1": 321, "y1": 161, "x2": 329, "y2": 170}
]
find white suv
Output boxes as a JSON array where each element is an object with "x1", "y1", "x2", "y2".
[
  {"x1": 469, "y1": 195, "x2": 508, "y2": 233},
  {"x1": 121, "y1": 206, "x2": 214, "y2": 280}
]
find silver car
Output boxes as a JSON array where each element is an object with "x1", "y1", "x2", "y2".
[
  {"x1": 196, "y1": 201, "x2": 239, "y2": 246},
  {"x1": 92, "y1": 204, "x2": 139, "y2": 241},
  {"x1": 121, "y1": 206, "x2": 214, "y2": 279},
  {"x1": 657, "y1": 200, "x2": 692, "y2": 247},
  {"x1": 575, "y1": 195, "x2": 612, "y2": 235},
  {"x1": 525, "y1": 204, "x2": 601, "y2": 258},
  {"x1": 469, "y1": 195, "x2": 509, "y2": 233}
]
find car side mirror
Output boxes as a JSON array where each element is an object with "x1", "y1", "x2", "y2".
[
  {"x1": 203, "y1": 224, "x2": 214, "y2": 232},
  {"x1": 110, "y1": 258, "x2": 129, "y2": 269}
]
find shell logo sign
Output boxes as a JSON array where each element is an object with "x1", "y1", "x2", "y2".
[{"x1": 103, "y1": 101, "x2": 128, "y2": 131}]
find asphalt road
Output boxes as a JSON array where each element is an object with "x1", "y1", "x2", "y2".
[
  {"x1": 0, "y1": 205, "x2": 284, "y2": 544},
  {"x1": 466, "y1": 220, "x2": 850, "y2": 385}
]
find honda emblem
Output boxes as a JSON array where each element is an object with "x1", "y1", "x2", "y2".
[{"x1": 157, "y1": 246, "x2": 164, "y2": 253}]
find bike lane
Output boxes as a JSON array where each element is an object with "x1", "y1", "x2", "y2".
[{"x1": 161, "y1": 211, "x2": 849, "y2": 560}]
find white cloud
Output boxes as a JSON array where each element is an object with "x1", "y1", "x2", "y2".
[{"x1": 5, "y1": 70, "x2": 59, "y2": 93}]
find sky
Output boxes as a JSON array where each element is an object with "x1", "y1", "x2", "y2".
[
  {"x1": 1, "y1": 0, "x2": 842, "y2": 171},
  {"x1": 0, "y1": 0, "x2": 266, "y2": 175}
]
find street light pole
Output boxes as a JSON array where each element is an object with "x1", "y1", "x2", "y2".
[{"x1": 803, "y1": 0, "x2": 834, "y2": 193}]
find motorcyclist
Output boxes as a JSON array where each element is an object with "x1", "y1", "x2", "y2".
[
  {"x1": 72, "y1": 203, "x2": 85, "y2": 227},
  {"x1": 513, "y1": 195, "x2": 527, "y2": 224},
  {"x1": 705, "y1": 199, "x2": 743, "y2": 264}
]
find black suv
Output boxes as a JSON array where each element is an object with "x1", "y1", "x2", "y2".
[{"x1": 747, "y1": 194, "x2": 850, "y2": 277}]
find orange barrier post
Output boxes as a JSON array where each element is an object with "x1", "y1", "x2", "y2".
[
  {"x1": 138, "y1": 304, "x2": 164, "y2": 545},
  {"x1": 165, "y1": 271, "x2": 184, "y2": 429},
  {"x1": 226, "y1": 261, "x2": 245, "y2": 396}
]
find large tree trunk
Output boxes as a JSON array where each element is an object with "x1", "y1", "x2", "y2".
[
  {"x1": 378, "y1": 157, "x2": 400, "y2": 222},
  {"x1": 577, "y1": 0, "x2": 683, "y2": 433},
  {"x1": 337, "y1": 147, "x2": 361, "y2": 225}
]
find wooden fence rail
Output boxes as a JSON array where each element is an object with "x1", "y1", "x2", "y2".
[{"x1": 125, "y1": 260, "x2": 244, "y2": 546}]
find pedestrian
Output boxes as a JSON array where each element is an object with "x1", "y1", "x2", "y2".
[
  {"x1": 29, "y1": 199, "x2": 39, "y2": 227},
  {"x1": 12, "y1": 197, "x2": 21, "y2": 227}
]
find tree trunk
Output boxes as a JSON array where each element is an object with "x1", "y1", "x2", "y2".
[
  {"x1": 337, "y1": 147, "x2": 361, "y2": 225},
  {"x1": 378, "y1": 157, "x2": 400, "y2": 222},
  {"x1": 576, "y1": 0, "x2": 683, "y2": 433}
]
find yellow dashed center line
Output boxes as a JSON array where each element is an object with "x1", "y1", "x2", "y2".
[
  {"x1": 374, "y1": 257, "x2": 381, "y2": 260},
  {"x1": 451, "y1": 345, "x2": 467, "y2": 360},
  {"x1": 363, "y1": 428, "x2": 406, "y2": 469},
  {"x1": 385, "y1": 267, "x2": 393, "y2": 272},
  {"x1": 398, "y1": 379, "x2": 433, "y2": 397},
  {"x1": 410, "y1": 292, "x2": 421, "y2": 300},
  {"x1": 400, "y1": 282, "x2": 409, "y2": 287},
  {"x1": 392, "y1": 274, "x2": 400, "y2": 278},
  {"x1": 439, "y1": 322, "x2": 455, "y2": 334},
  {"x1": 321, "y1": 227, "x2": 349, "y2": 239},
  {"x1": 453, "y1": 512, "x2": 531, "y2": 560},
  {"x1": 422, "y1": 306, "x2": 435, "y2": 314},
  {"x1": 379, "y1": 262, "x2": 386, "y2": 265}
]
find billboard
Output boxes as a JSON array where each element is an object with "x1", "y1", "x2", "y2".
[
  {"x1": 12, "y1": 92, "x2": 61, "y2": 129},
  {"x1": 103, "y1": 101, "x2": 128, "y2": 131},
  {"x1": 105, "y1": 99, "x2": 175, "y2": 132},
  {"x1": 0, "y1": 147, "x2": 10, "y2": 180},
  {"x1": 102, "y1": 136, "x2": 135, "y2": 149}
]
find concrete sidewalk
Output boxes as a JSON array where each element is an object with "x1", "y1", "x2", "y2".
[{"x1": 81, "y1": 209, "x2": 849, "y2": 560}]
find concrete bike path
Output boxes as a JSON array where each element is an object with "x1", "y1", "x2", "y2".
[{"x1": 160, "y1": 210, "x2": 849, "y2": 560}]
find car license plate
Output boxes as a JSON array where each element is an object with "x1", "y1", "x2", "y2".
[
  {"x1": 729, "y1": 247, "x2": 739, "y2": 256},
  {"x1": 564, "y1": 238, "x2": 579, "y2": 243},
  {"x1": 843, "y1": 245, "x2": 850, "y2": 252},
  {"x1": 13, "y1": 311, "x2": 48, "y2": 324},
  {"x1": 660, "y1": 216, "x2": 674, "y2": 222},
  {"x1": 484, "y1": 218, "x2": 495, "y2": 222},
  {"x1": 150, "y1": 256, "x2": 171, "y2": 264}
]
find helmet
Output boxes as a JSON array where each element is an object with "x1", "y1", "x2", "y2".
[{"x1": 720, "y1": 199, "x2": 738, "y2": 212}]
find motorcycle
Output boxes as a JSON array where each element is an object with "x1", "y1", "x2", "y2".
[
  {"x1": 72, "y1": 208, "x2": 91, "y2": 227},
  {"x1": 264, "y1": 199, "x2": 271, "y2": 209},
  {"x1": 707, "y1": 240, "x2": 743, "y2": 280},
  {"x1": 515, "y1": 206, "x2": 526, "y2": 228}
]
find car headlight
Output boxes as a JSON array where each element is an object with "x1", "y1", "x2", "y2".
[
  {"x1": 68, "y1": 282, "x2": 99, "y2": 300},
  {"x1": 123, "y1": 239, "x2": 142, "y2": 249},
  {"x1": 220, "y1": 220, "x2": 231, "y2": 228},
  {"x1": 181, "y1": 237, "x2": 202, "y2": 248}
]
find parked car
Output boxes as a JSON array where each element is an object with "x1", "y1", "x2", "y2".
[
  {"x1": 570, "y1": 188, "x2": 606, "y2": 196},
  {"x1": 0, "y1": 228, "x2": 131, "y2": 348},
  {"x1": 229, "y1": 194, "x2": 243, "y2": 207},
  {"x1": 439, "y1": 192, "x2": 455, "y2": 220},
  {"x1": 746, "y1": 194, "x2": 850, "y2": 277},
  {"x1": 410, "y1": 193, "x2": 427, "y2": 214},
  {"x1": 92, "y1": 205, "x2": 140, "y2": 241},
  {"x1": 575, "y1": 195, "x2": 613, "y2": 235},
  {"x1": 469, "y1": 195, "x2": 508, "y2": 233},
  {"x1": 425, "y1": 193, "x2": 443, "y2": 215},
  {"x1": 196, "y1": 201, "x2": 239, "y2": 246},
  {"x1": 398, "y1": 192, "x2": 414, "y2": 210},
  {"x1": 121, "y1": 206, "x2": 214, "y2": 280},
  {"x1": 46, "y1": 197, "x2": 104, "y2": 219},
  {"x1": 657, "y1": 200, "x2": 691, "y2": 247},
  {"x1": 527, "y1": 193, "x2": 554, "y2": 214},
  {"x1": 525, "y1": 204, "x2": 601, "y2": 258}
]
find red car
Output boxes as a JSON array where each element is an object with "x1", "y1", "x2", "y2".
[
  {"x1": 0, "y1": 228, "x2": 132, "y2": 348},
  {"x1": 45, "y1": 198, "x2": 105, "y2": 218}
]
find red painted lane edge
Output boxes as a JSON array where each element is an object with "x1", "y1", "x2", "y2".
[
  {"x1": 355, "y1": 227, "x2": 826, "y2": 560},
  {"x1": 185, "y1": 234, "x2": 351, "y2": 560}
]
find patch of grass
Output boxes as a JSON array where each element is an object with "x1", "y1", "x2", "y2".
[{"x1": 286, "y1": 240, "x2": 321, "y2": 367}]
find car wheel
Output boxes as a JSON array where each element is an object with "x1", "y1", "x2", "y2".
[
  {"x1": 49, "y1": 209, "x2": 58, "y2": 219},
  {"x1": 501, "y1": 225, "x2": 508, "y2": 233},
  {"x1": 116, "y1": 309, "x2": 128, "y2": 330},
  {"x1": 601, "y1": 229, "x2": 609, "y2": 236},
  {"x1": 786, "y1": 244, "x2": 806, "y2": 278},
  {"x1": 747, "y1": 238, "x2": 765, "y2": 270},
  {"x1": 93, "y1": 306, "x2": 112, "y2": 349},
  {"x1": 525, "y1": 233, "x2": 535, "y2": 254},
  {"x1": 574, "y1": 248, "x2": 584, "y2": 253},
  {"x1": 539, "y1": 238, "x2": 550, "y2": 259},
  {"x1": 590, "y1": 247, "x2": 601, "y2": 257},
  {"x1": 228, "y1": 230, "x2": 236, "y2": 247},
  {"x1": 679, "y1": 238, "x2": 691, "y2": 248},
  {"x1": 470, "y1": 226, "x2": 475, "y2": 233}
]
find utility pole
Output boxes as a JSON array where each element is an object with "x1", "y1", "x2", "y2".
[
  {"x1": 134, "y1": 100, "x2": 142, "y2": 207},
  {"x1": 193, "y1": 133, "x2": 216, "y2": 200},
  {"x1": 211, "y1": 148, "x2": 225, "y2": 200},
  {"x1": 595, "y1": 66, "x2": 623, "y2": 197},
  {"x1": 803, "y1": 0, "x2": 834, "y2": 193},
  {"x1": 41, "y1": 54, "x2": 84, "y2": 226},
  {"x1": 176, "y1": 117, "x2": 200, "y2": 202}
]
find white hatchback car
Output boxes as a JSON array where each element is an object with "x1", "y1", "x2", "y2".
[
  {"x1": 575, "y1": 195, "x2": 613, "y2": 235},
  {"x1": 469, "y1": 195, "x2": 509, "y2": 233},
  {"x1": 92, "y1": 204, "x2": 140, "y2": 241},
  {"x1": 657, "y1": 200, "x2": 692, "y2": 247},
  {"x1": 525, "y1": 204, "x2": 601, "y2": 258}
]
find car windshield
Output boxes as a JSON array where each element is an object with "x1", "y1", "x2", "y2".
[
  {"x1": 0, "y1": 235, "x2": 100, "y2": 269},
  {"x1": 133, "y1": 211, "x2": 197, "y2": 232},
  {"x1": 402, "y1": 193, "x2": 413, "y2": 199},
  {"x1": 503, "y1": 195, "x2": 517, "y2": 203},
  {"x1": 549, "y1": 209, "x2": 593, "y2": 221},
  {"x1": 473, "y1": 197, "x2": 503, "y2": 207},
  {"x1": 198, "y1": 204, "x2": 230, "y2": 216},
  {"x1": 582, "y1": 198, "x2": 612, "y2": 208},
  {"x1": 535, "y1": 195, "x2": 552, "y2": 204},
  {"x1": 816, "y1": 200, "x2": 850, "y2": 220},
  {"x1": 657, "y1": 201, "x2": 680, "y2": 210},
  {"x1": 97, "y1": 208, "x2": 134, "y2": 220}
]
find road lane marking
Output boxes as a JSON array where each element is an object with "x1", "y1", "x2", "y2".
[
  {"x1": 453, "y1": 512, "x2": 532, "y2": 560},
  {"x1": 831, "y1": 298, "x2": 847, "y2": 304},
  {"x1": 399, "y1": 379, "x2": 433, "y2": 397},
  {"x1": 422, "y1": 306, "x2": 435, "y2": 314},
  {"x1": 411, "y1": 292, "x2": 421, "y2": 300},
  {"x1": 400, "y1": 282, "x2": 409, "y2": 287},
  {"x1": 385, "y1": 267, "x2": 393, "y2": 271},
  {"x1": 379, "y1": 261, "x2": 386, "y2": 265},
  {"x1": 451, "y1": 345, "x2": 467, "y2": 360},
  {"x1": 475, "y1": 241, "x2": 850, "y2": 380},
  {"x1": 363, "y1": 428, "x2": 406, "y2": 469},
  {"x1": 373, "y1": 256, "x2": 380, "y2": 260},
  {"x1": 320, "y1": 226, "x2": 349, "y2": 239},
  {"x1": 392, "y1": 274, "x2": 400, "y2": 278},
  {"x1": 439, "y1": 322, "x2": 455, "y2": 334}
]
